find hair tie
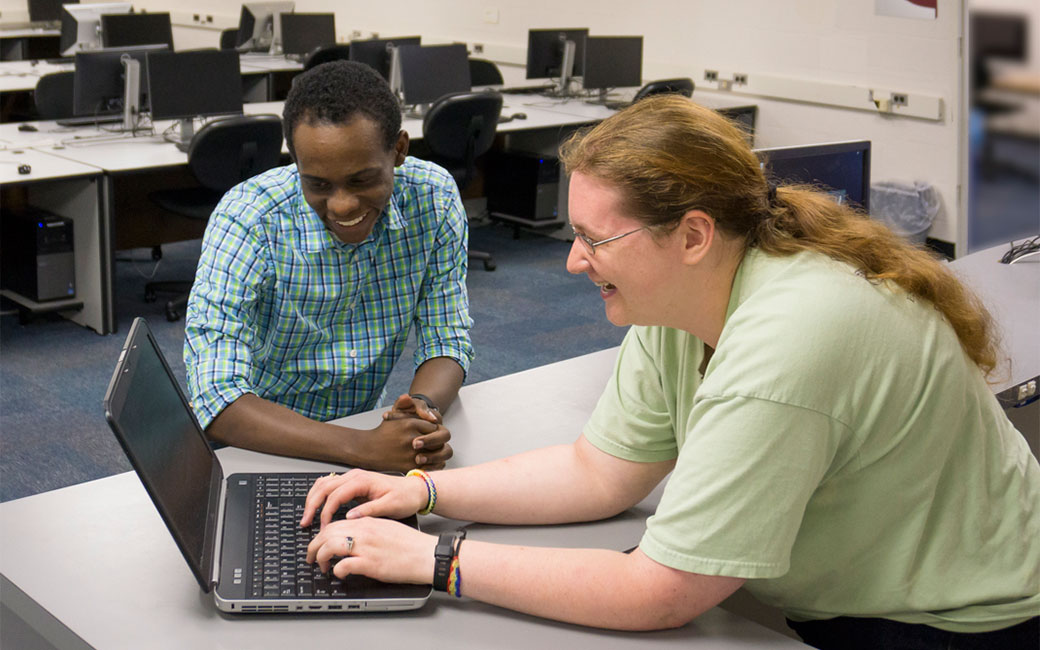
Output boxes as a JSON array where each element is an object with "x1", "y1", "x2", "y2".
[{"x1": 766, "y1": 182, "x2": 778, "y2": 207}]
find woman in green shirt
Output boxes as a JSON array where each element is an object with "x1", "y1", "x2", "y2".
[{"x1": 298, "y1": 95, "x2": 1039, "y2": 649}]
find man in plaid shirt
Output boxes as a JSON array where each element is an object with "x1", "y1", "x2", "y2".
[{"x1": 184, "y1": 61, "x2": 472, "y2": 472}]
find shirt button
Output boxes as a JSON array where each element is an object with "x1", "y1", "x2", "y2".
[{"x1": 350, "y1": 350, "x2": 357, "y2": 358}]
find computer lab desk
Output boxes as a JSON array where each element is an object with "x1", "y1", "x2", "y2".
[
  {"x1": 0, "y1": 347, "x2": 808, "y2": 650},
  {"x1": 0, "y1": 95, "x2": 611, "y2": 335}
]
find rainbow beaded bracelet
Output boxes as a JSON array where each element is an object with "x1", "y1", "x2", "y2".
[{"x1": 406, "y1": 468, "x2": 437, "y2": 515}]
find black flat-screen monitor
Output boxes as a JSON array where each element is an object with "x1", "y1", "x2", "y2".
[
  {"x1": 969, "y1": 11, "x2": 1027, "y2": 61},
  {"x1": 59, "y1": 2, "x2": 131, "y2": 56},
  {"x1": 72, "y1": 45, "x2": 166, "y2": 118},
  {"x1": 716, "y1": 104, "x2": 758, "y2": 146},
  {"x1": 147, "y1": 49, "x2": 243, "y2": 121},
  {"x1": 397, "y1": 43, "x2": 470, "y2": 106},
  {"x1": 235, "y1": 1, "x2": 295, "y2": 52},
  {"x1": 348, "y1": 36, "x2": 421, "y2": 80},
  {"x1": 101, "y1": 13, "x2": 174, "y2": 49},
  {"x1": 583, "y1": 36, "x2": 642, "y2": 93},
  {"x1": 29, "y1": 0, "x2": 76, "y2": 24},
  {"x1": 280, "y1": 13, "x2": 335, "y2": 56},
  {"x1": 525, "y1": 28, "x2": 588, "y2": 80},
  {"x1": 755, "y1": 140, "x2": 871, "y2": 213}
]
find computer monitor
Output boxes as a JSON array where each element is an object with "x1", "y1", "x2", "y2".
[
  {"x1": 969, "y1": 12, "x2": 1028, "y2": 92},
  {"x1": 755, "y1": 140, "x2": 871, "y2": 213},
  {"x1": 147, "y1": 49, "x2": 244, "y2": 150},
  {"x1": 59, "y1": 2, "x2": 132, "y2": 56},
  {"x1": 397, "y1": 43, "x2": 470, "y2": 108},
  {"x1": 235, "y1": 1, "x2": 295, "y2": 53},
  {"x1": 525, "y1": 28, "x2": 588, "y2": 93},
  {"x1": 28, "y1": 0, "x2": 76, "y2": 24},
  {"x1": 970, "y1": 11, "x2": 1027, "y2": 61},
  {"x1": 715, "y1": 104, "x2": 758, "y2": 146},
  {"x1": 72, "y1": 45, "x2": 166, "y2": 127},
  {"x1": 582, "y1": 36, "x2": 642, "y2": 102},
  {"x1": 280, "y1": 13, "x2": 335, "y2": 57},
  {"x1": 348, "y1": 36, "x2": 421, "y2": 81},
  {"x1": 101, "y1": 13, "x2": 174, "y2": 50}
]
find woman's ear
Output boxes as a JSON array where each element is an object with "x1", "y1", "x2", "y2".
[{"x1": 679, "y1": 209, "x2": 716, "y2": 265}]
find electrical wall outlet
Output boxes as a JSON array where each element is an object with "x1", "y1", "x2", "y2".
[
  {"x1": 734, "y1": 73, "x2": 748, "y2": 85},
  {"x1": 891, "y1": 93, "x2": 908, "y2": 106},
  {"x1": 704, "y1": 70, "x2": 718, "y2": 82},
  {"x1": 473, "y1": 43, "x2": 484, "y2": 54}
]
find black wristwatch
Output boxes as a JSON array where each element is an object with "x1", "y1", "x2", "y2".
[
  {"x1": 432, "y1": 532, "x2": 457, "y2": 591},
  {"x1": 409, "y1": 393, "x2": 439, "y2": 412}
]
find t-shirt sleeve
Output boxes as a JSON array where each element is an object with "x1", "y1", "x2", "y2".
[
  {"x1": 583, "y1": 327, "x2": 695, "y2": 463},
  {"x1": 640, "y1": 396, "x2": 840, "y2": 579}
]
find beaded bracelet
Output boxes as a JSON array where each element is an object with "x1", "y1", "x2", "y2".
[{"x1": 406, "y1": 468, "x2": 436, "y2": 515}]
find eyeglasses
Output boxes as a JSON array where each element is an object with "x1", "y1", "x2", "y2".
[{"x1": 570, "y1": 225, "x2": 648, "y2": 256}]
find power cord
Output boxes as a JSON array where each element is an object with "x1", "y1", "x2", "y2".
[{"x1": 999, "y1": 236, "x2": 1040, "y2": 264}]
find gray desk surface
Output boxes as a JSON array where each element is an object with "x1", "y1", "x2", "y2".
[
  {"x1": 0, "y1": 348, "x2": 805, "y2": 649},
  {"x1": 0, "y1": 145, "x2": 99, "y2": 182},
  {"x1": 949, "y1": 242, "x2": 1040, "y2": 394}
]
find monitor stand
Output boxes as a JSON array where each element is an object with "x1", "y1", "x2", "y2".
[
  {"x1": 584, "y1": 88, "x2": 612, "y2": 105},
  {"x1": 403, "y1": 103, "x2": 431, "y2": 120},
  {"x1": 118, "y1": 54, "x2": 142, "y2": 132},
  {"x1": 543, "y1": 39, "x2": 583, "y2": 98},
  {"x1": 171, "y1": 118, "x2": 196, "y2": 152}
]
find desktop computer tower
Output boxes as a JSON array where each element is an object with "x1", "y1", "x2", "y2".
[
  {"x1": 487, "y1": 151, "x2": 561, "y2": 222},
  {"x1": 1, "y1": 210, "x2": 76, "y2": 302}
]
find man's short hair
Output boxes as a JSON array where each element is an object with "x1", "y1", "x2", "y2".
[{"x1": 282, "y1": 60, "x2": 402, "y2": 157}]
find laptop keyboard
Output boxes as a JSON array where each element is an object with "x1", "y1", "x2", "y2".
[{"x1": 250, "y1": 474, "x2": 352, "y2": 599}]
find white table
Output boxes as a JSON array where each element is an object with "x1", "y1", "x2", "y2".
[
  {"x1": 0, "y1": 348, "x2": 807, "y2": 649},
  {"x1": 948, "y1": 242, "x2": 1040, "y2": 397}
]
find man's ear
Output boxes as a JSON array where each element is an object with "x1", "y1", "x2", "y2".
[
  {"x1": 679, "y1": 209, "x2": 716, "y2": 265},
  {"x1": 393, "y1": 130, "x2": 410, "y2": 166}
]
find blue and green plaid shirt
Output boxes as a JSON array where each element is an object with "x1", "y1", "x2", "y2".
[{"x1": 183, "y1": 156, "x2": 473, "y2": 429}]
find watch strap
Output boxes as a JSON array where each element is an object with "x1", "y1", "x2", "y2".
[{"x1": 433, "y1": 532, "x2": 455, "y2": 591}]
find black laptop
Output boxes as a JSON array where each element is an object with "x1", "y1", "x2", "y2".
[{"x1": 103, "y1": 317, "x2": 432, "y2": 613}]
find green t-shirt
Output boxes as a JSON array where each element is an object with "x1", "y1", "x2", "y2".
[{"x1": 584, "y1": 248, "x2": 1039, "y2": 632}]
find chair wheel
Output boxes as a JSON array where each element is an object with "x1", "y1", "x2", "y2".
[{"x1": 165, "y1": 305, "x2": 181, "y2": 321}]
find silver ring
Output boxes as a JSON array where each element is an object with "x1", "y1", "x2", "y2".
[{"x1": 344, "y1": 536, "x2": 354, "y2": 555}]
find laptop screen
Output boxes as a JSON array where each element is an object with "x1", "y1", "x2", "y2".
[{"x1": 104, "y1": 318, "x2": 219, "y2": 589}]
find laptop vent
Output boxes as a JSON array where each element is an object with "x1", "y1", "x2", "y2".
[{"x1": 241, "y1": 605, "x2": 290, "y2": 613}]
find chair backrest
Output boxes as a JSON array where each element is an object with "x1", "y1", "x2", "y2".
[
  {"x1": 187, "y1": 114, "x2": 285, "y2": 192},
  {"x1": 303, "y1": 44, "x2": 352, "y2": 72},
  {"x1": 633, "y1": 77, "x2": 695, "y2": 102},
  {"x1": 34, "y1": 71, "x2": 76, "y2": 120},
  {"x1": 219, "y1": 28, "x2": 239, "y2": 50},
  {"x1": 422, "y1": 91, "x2": 503, "y2": 190},
  {"x1": 468, "y1": 58, "x2": 503, "y2": 86}
]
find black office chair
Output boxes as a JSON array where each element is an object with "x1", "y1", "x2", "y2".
[
  {"x1": 145, "y1": 114, "x2": 284, "y2": 320},
  {"x1": 219, "y1": 28, "x2": 239, "y2": 50},
  {"x1": 33, "y1": 71, "x2": 76, "y2": 120},
  {"x1": 468, "y1": 58, "x2": 503, "y2": 86},
  {"x1": 632, "y1": 77, "x2": 695, "y2": 102},
  {"x1": 422, "y1": 91, "x2": 503, "y2": 272},
  {"x1": 303, "y1": 44, "x2": 352, "y2": 72}
]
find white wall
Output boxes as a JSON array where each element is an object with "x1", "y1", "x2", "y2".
[{"x1": 1, "y1": 0, "x2": 974, "y2": 251}]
